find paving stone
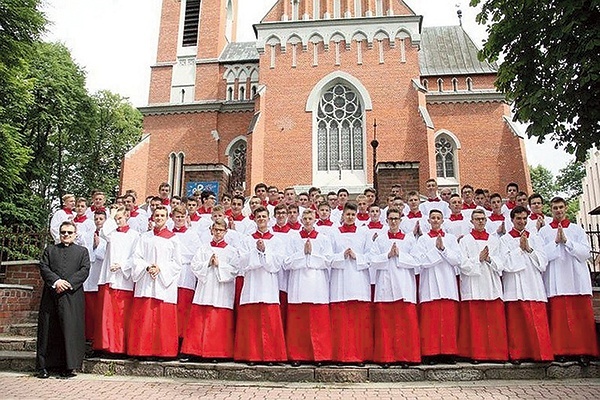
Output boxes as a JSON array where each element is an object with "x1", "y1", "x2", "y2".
[
  {"x1": 368, "y1": 367, "x2": 424, "y2": 382},
  {"x1": 315, "y1": 367, "x2": 368, "y2": 383},
  {"x1": 425, "y1": 366, "x2": 484, "y2": 381},
  {"x1": 546, "y1": 362, "x2": 583, "y2": 379}
]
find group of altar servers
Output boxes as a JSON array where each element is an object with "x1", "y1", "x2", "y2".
[{"x1": 52, "y1": 187, "x2": 599, "y2": 367}]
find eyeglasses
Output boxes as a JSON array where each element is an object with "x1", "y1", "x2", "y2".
[
  {"x1": 388, "y1": 217, "x2": 401, "y2": 221},
  {"x1": 212, "y1": 228, "x2": 226, "y2": 232},
  {"x1": 60, "y1": 231, "x2": 75, "y2": 236}
]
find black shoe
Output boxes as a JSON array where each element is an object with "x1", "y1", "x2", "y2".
[
  {"x1": 511, "y1": 359, "x2": 522, "y2": 365},
  {"x1": 37, "y1": 369, "x2": 49, "y2": 379},
  {"x1": 381, "y1": 363, "x2": 390, "y2": 369},
  {"x1": 178, "y1": 356, "x2": 190, "y2": 363},
  {"x1": 357, "y1": 362, "x2": 365, "y2": 367},
  {"x1": 472, "y1": 360, "x2": 479, "y2": 365},
  {"x1": 246, "y1": 362, "x2": 255, "y2": 366},
  {"x1": 60, "y1": 369, "x2": 76, "y2": 378},
  {"x1": 291, "y1": 361, "x2": 300, "y2": 367},
  {"x1": 556, "y1": 356, "x2": 567, "y2": 363},
  {"x1": 400, "y1": 363, "x2": 409, "y2": 369}
]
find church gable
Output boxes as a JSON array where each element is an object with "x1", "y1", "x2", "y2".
[{"x1": 261, "y1": 0, "x2": 417, "y2": 23}]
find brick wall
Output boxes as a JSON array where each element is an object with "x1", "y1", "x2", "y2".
[
  {"x1": 0, "y1": 261, "x2": 42, "y2": 332},
  {"x1": 377, "y1": 162, "x2": 420, "y2": 203}
]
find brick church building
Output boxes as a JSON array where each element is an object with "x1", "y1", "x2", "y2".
[{"x1": 121, "y1": 0, "x2": 531, "y2": 199}]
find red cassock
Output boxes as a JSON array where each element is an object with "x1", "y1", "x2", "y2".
[
  {"x1": 84, "y1": 292, "x2": 97, "y2": 341},
  {"x1": 181, "y1": 305, "x2": 234, "y2": 358},
  {"x1": 177, "y1": 287, "x2": 194, "y2": 338},
  {"x1": 234, "y1": 303, "x2": 287, "y2": 362},
  {"x1": 330, "y1": 301, "x2": 373, "y2": 362},
  {"x1": 127, "y1": 297, "x2": 179, "y2": 357},
  {"x1": 547, "y1": 295, "x2": 599, "y2": 357},
  {"x1": 458, "y1": 299, "x2": 508, "y2": 361},
  {"x1": 373, "y1": 301, "x2": 420, "y2": 363},
  {"x1": 286, "y1": 303, "x2": 332, "y2": 362},
  {"x1": 506, "y1": 300, "x2": 553, "y2": 361},
  {"x1": 93, "y1": 284, "x2": 133, "y2": 354},
  {"x1": 418, "y1": 299, "x2": 459, "y2": 357}
]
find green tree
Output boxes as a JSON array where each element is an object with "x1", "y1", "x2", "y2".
[
  {"x1": 0, "y1": 0, "x2": 46, "y2": 201},
  {"x1": 67, "y1": 90, "x2": 143, "y2": 199},
  {"x1": 471, "y1": 0, "x2": 600, "y2": 160},
  {"x1": 529, "y1": 165, "x2": 557, "y2": 204},
  {"x1": 556, "y1": 159, "x2": 586, "y2": 200}
]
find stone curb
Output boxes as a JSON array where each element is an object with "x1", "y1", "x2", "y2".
[{"x1": 1, "y1": 352, "x2": 599, "y2": 383}]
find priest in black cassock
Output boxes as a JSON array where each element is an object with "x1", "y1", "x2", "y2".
[{"x1": 36, "y1": 221, "x2": 90, "y2": 378}]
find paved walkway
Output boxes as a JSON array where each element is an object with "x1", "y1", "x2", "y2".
[{"x1": 1, "y1": 372, "x2": 599, "y2": 399}]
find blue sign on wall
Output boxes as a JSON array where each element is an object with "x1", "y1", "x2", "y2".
[{"x1": 186, "y1": 181, "x2": 219, "y2": 197}]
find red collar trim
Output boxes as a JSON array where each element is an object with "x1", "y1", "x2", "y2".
[
  {"x1": 153, "y1": 227, "x2": 175, "y2": 238},
  {"x1": 300, "y1": 229, "x2": 318, "y2": 239},
  {"x1": 161, "y1": 198, "x2": 170, "y2": 206},
  {"x1": 462, "y1": 202, "x2": 477, "y2": 210},
  {"x1": 173, "y1": 226, "x2": 188, "y2": 233},
  {"x1": 339, "y1": 224, "x2": 357, "y2": 233},
  {"x1": 508, "y1": 228, "x2": 529, "y2": 238},
  {"x1": 63, "y1": 207, "x2": 73, "y2": 215},
  {"x1": 550, "y1": 219, "x2": 570, "y2": 229},
  {"x1": 116, "y1": 225, "x2": 130, "y2": 233},
  {"x1": 489, "y1": 213, "x2": 505, "y2": 221},
  {"x1": 317, "y1": 219, "x2": 333, "y2": 226},
  {"x1": 368, "y1": 221, "x2": 383, "y2": 229},
  {"x1": 388, "y1": 231, "x2": 405, "y2": 240},
  {"x1": 449, "y1": 214, "x2": 463, "y2": 221},
  {"x1": 471, "y1": 229, "x2": 490, "y2": 240},
  {"x1": 428, "y1": 197, "x2": 440, "y2": 202},
  {"x1": 231, "y1": 213, "x2": 244, "y2": 221},
  {"x1": 356, "y1": 212, "x2": 369, "y2": 221},
  {"x1": 428, "y1": 229, "x2": 445, "y2": 238},
  {"x1": 272, "y1": 224, "x2": 291, "y2": 233},
  {"x1": 407, "y1": 211, "x2": 422, "y2": 219},
  {"x1": 505, "y1": 200, "x2": 516, "y2": 209},
  {"x1": 211, "y1": 240, "x2": 227, "y2": 248},
  {"x1": 252, "y1": 230, "x2": 274, "y2": 240},
  {"x1": 73, "y1": 215, "x2": 87, "y2": 223}
]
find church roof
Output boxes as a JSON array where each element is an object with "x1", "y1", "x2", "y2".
[
  {"x1": 219, "y1": 42, "x2": 259, "y2": 63},
  {"x1": 219, "y1": 26, "x2": 497, "y2": 76},
  {"x1": 419, "y1": 25, "x2": 497, "y2": 76}
]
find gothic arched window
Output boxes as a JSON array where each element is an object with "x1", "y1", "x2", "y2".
[
  {"x1": 316, "y1": 83, "x2": 364, "y2": 171},
  {"x1": 435, "y1": 134, "x2": 456, "y2": 178}
]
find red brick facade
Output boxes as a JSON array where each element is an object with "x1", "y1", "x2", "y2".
[{"x1": 122, "y1": 0, "x2": 531, "y2": 199}]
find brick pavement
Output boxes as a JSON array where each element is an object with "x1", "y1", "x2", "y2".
[{"x1": 0, "y1": 372, "x2": 599, "y2": 400}]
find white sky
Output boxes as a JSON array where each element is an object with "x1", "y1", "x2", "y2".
[{"x1": 40, "y1": 0, "x2": 573, "y2": 175}]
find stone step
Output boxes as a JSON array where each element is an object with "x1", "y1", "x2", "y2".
[
  {"x1": 81, "y1": 358, "x2": 600, "y2": 382},
  {"x1": 7, "y1": 323, "x2": 37, "y2": 337},
  {"x1": 0, "y1": 335, "x2": 36, "y2": 352},
  {"x1": 1, "y1": 350, "x2": 598, "y2": 382},
  {"x1": 0, "y1": 350, "x2": 36, "y2": 373}
]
